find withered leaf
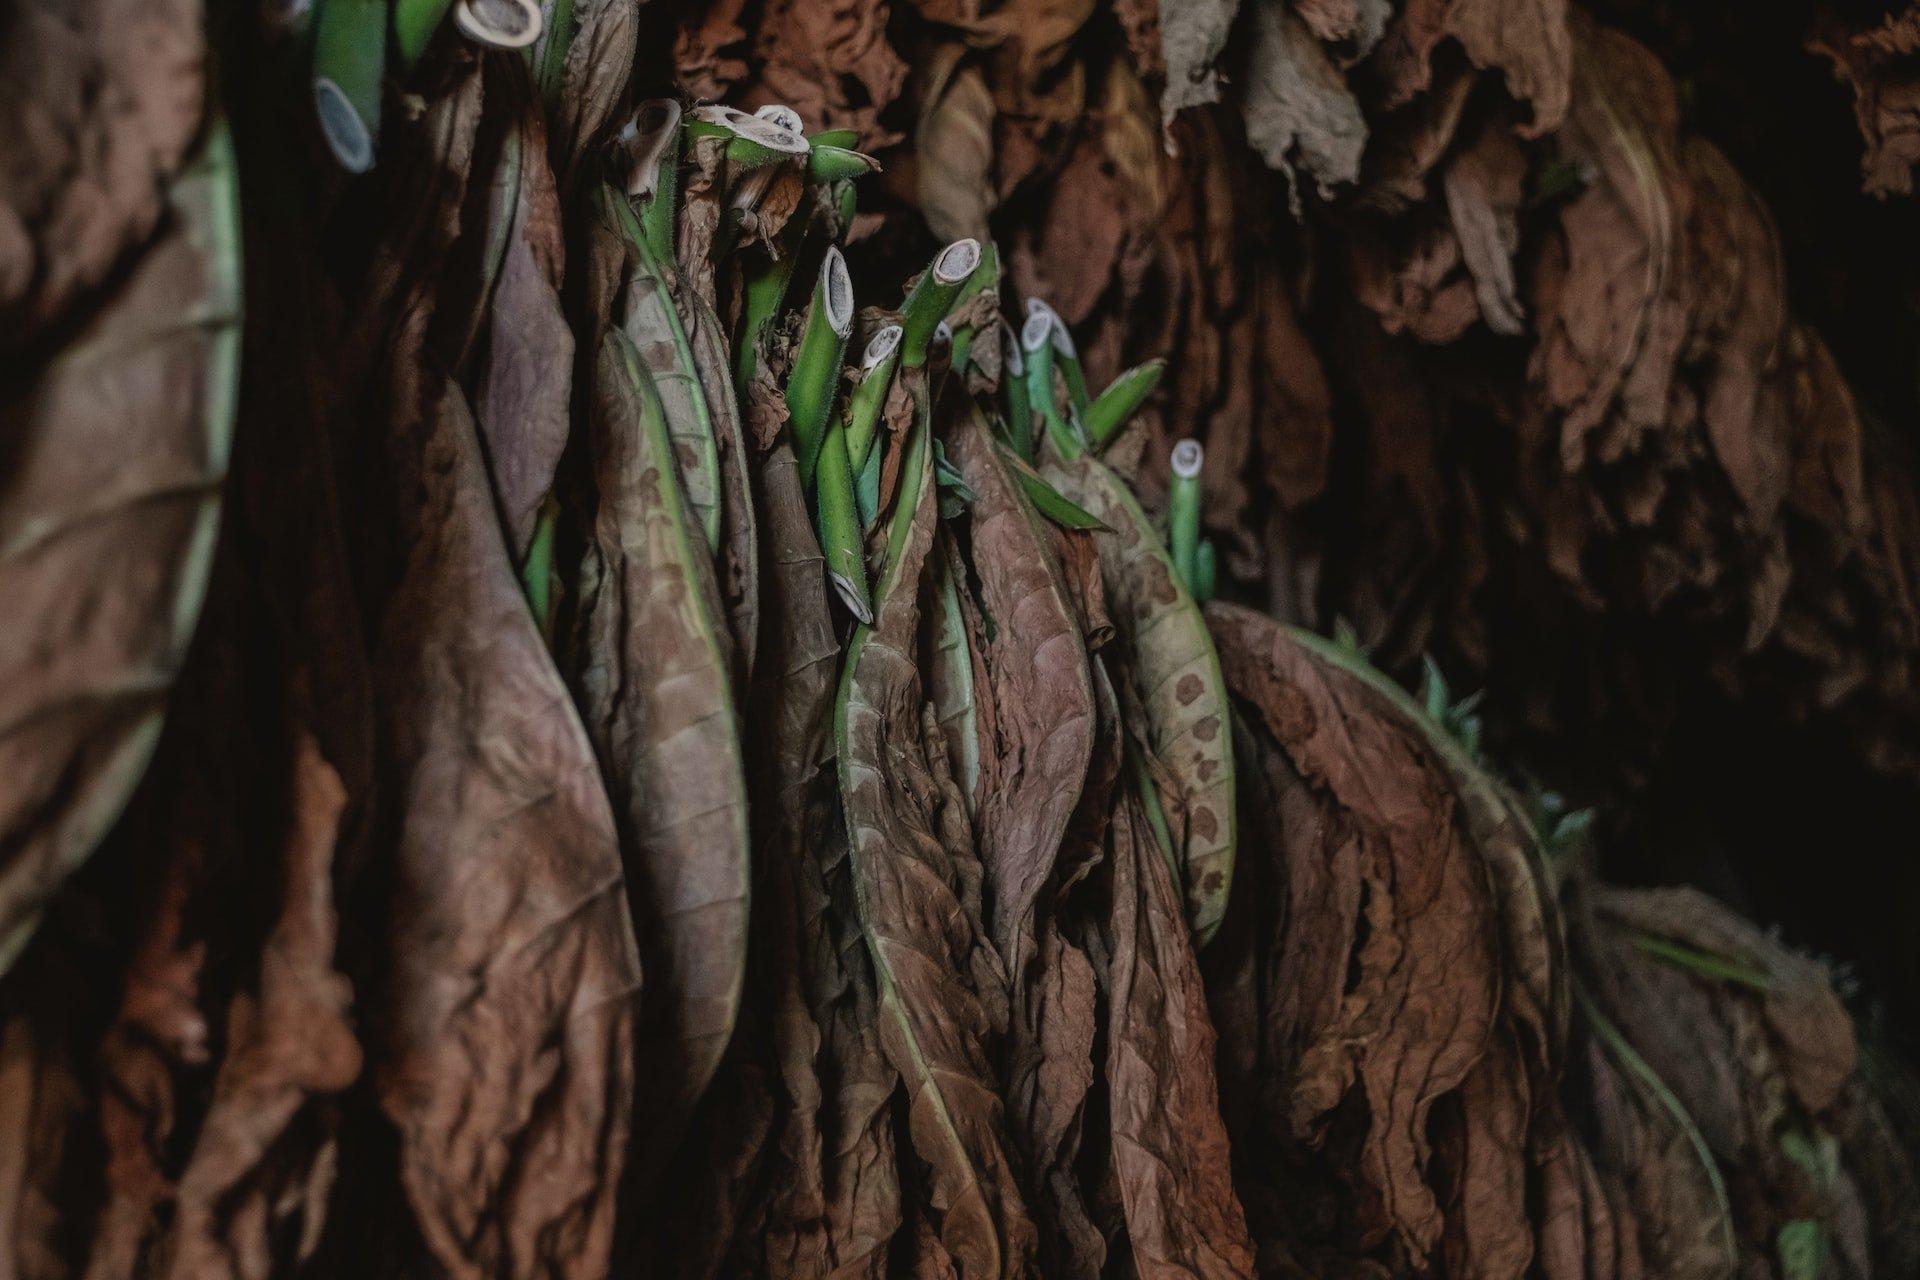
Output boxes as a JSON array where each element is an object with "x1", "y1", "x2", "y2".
[
  {"x1": 1239, "y1": 0, "x2": 1366, "y2": 199},
  {"x1": 1102, "y1": 779, "x2": 1256, "y2": 1278},
  {"x1": 949, "y1": 412, "x2": 1095, "y2": 968},
  {"x1": 1158, "y1": 0, "x2": 1241, "y2": 127},
  {"x1": 1043, "y1": 454, "x2": 1235, "y2": 945},
  {"x1": 836, "y1": 419, "x2": 1038, "y2": 1277},
  {"x1": 474, "y1": 99, "x2": 573, "y2": 561},
  {"x1": 373, "y1": 376, "x2": 641, "y2": 1280},
  {"x1": 570, "y1": 333, "x2": 751, "y2": 1186},
  {"x1": 683, "y1": 280, "x2": 763, "y2": 681},
  {"x1": 0, "y1": 123, "x2": 239, "y2": 977}
]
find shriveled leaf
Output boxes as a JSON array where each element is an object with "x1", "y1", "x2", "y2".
[
  {"x1": 0, "y1": 122, "x2": 239, "y2": 976},
  {"x1": 836, "y1": 416, "x2": 1038, "y2": 1277},
  {"x1": 569, "y1": 333, "x2": 751, "y2": 1187},
  {"x1": 1239, "y1": 0, "x2": 1367, "y2": 199},
  {"x1": 1042, "y1": 453, "x2": 1235, "y2": 945},
  {"x1": 608, "y1": 189, "x2": 725, "y2": 551},
  {"x1": 372, "y1": 377, "x2": 641, "y2": 1280}
]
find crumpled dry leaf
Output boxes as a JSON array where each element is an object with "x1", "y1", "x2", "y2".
[
  {"x1": 0, "y1": 123, "x2": 238, "y2": 977},
  {"x1": 746, "y1": 439, "x2": 901, "y2": 1277},
  {"x1": 568, "y1": 332, "x2": 750, "y2": 1194},
  {"x1": 1206, "y1": 603, "x2": 1523, "y2": 1274},
  {"x1": 1100, "y1": 748, "x2": 1256, "y2": 1278},
  {"x1": 837, "y1": 421, "x2": 1037, "y2": 1277},
  {"x1": 0, "y1": 0, "x2": 206, "y2": 342},
  {"x1": 372, "y1": 375, "x2": 641, "y2": 1280},
  {"x1": 1809, "y1": 5, "x2": 1920, "y2": 198},
  {"x1": 1158, "y1": 0, "x2": 1240, "y2": 127},
  {"x1": 919, "y1": 55, "x2": 998, "y2": 245},
  {"x1": 1238, "y1": 0, "x2": 1367, "y2": 200},
  {"x1": 473, "y1": 94, "x2": 573, "y2": 561}
]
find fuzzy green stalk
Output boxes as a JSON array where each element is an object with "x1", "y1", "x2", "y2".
[
  {"x1": 393, "y1": 0, "x2": 453, "y2": 65},
  {"x1": 1168, "y1": 439, "x2": 1203, "y2": 595},
  {"x1": 530, "y1": 0, "x2": 575, "y2": 105},
  {"x1": 816, "y1": 420, "x2": 873, "y2": 623},
  {"x1": 632, "y1": 99, "x2": 682, "y2": 267},
  {"x1": 809, "y1": 145, "x2": 880, "y2": 183},
  {"x1": 734, "y1": 252, "x2": 796, "y2": 393},
  {"x1": 900, "y1": 239, "x2": 981, "y2": 367},
  {"x1": 809, "y1": 127, "x2": 860, "y2": 149},
  {"x1": 1085, "y1": 358, "x2": 1165, "y2": 450},
  {"x1": 312, "y1": 0, "x2": 385, "y2": 173},
  {"x1": 1027, "y1": 299, "x2": 1089, "y2": 410},
  {"x1": 1003, "y1": 327, "x2": 1034, "y2": 457},
  {"x1": 1021, "y1": 310, "x2": 1076, "y2": 459},
  {"x1": 845, "y1": 324, "x2": 903, "y2": 471},
  {"x1": 784, "y1": 247, "x2": 855, "y2": 490}
]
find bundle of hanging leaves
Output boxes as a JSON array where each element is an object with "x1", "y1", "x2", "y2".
[{"x1": 7, "y1": 0, "x2": 1920, "y2": 1277}]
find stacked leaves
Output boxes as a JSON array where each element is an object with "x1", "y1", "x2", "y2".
[{"x1": 5, "y1": 1, "x2": 1920, "y2": 1278}]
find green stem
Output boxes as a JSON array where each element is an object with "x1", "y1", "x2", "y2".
[
  {"x1": 808, "y1": 127, "x2": 859, "y2": 149},
  {"x1": 1085, "y1": 359, "x2": 1165, "y2": 450},
  {"x1": 1022, "y1": 311, "x2": 1076, "y2": 459},
  {"x1": 1168, "y1": 439, "x2": 1202, "y2": 594},
  {"x1": 784, "y1": 246, "x2": 854, "y2": 490},
  {"x1": 900, "y1": 239, "x2": 981, "y2": 367},
  {"x1": 631, "y1": 99, "x2": 682, "y2": 267},
  {"x1": 1028, "y1": 299, "x2": 1089, "y2": 410},
  {"x1": 845, "y1": 324, "x2": 903, "y2": 471},
  {"x1": 1004, "y1": 328, "x2": 1033, "y2": 458},
  {"x1": 312, "y1": 0, "x2": 386, "y2": 173},
  {"x1": 809, "y1": 145, "x2": 881, "y2": 183},
  {"x1": 816, "y1": 420, "x2": 873, "y2": 623},
  {"x1": 392, "y1": 0, "x2": 452, "y2": 66}
]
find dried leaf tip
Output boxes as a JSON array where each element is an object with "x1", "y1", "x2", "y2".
[
  {"x1": 453, "y1": 0, "x2": 542, "y2": 48},
  {"x1": 1171, "y1": 438, "x2": 1204, "y2": 479},
  {"x1": 821, "y1": 247, "x2": 854, "y2": 338},
  {"x1": 861, "y1": 324, "x2": 903, "y2": 369}
]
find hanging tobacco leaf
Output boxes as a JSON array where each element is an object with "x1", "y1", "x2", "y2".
[
  {"x1": 0, "y1": 121, "x2": 239, "y2": 976},
  {"x1": 568, "y1": 331, "x2": 751, "y2": 1188},
  {"x1": 835, "y1": 409, "x2": 1038, "y2": 1277},
  {"x1": 1042, "y1": 452, "x2": 1235, "y2": 946}
]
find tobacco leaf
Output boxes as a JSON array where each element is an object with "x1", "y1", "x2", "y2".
[
  {"x1": 745, "y1": 438, "x2": 902, "y2": 1277},
  {"x1": 1237, "y1": 0, "x2": 1367, "y2": 199},
  {"x1": 1205, "y1": 603, "x2": 1512, "y2": 1273},
  {"x1": 1100, "y1": 762, "x2": 1256, "y2": 1277},
  {"x1": 837, "y1": 419, "x2": 1037, "y2": 1277},
  {"x1": 473, "y1": 90, "x2": 574, "y2": 561},
  {"x1": 547, "y1": 0, "x2": 639, "y2": 186},
  {"x1": 0, "y1": 123, "x2": 238, "y2": 977},
  {"x1": 736, "y1": 0, "x2": 911, "y2": 148},
  {"x1": 919, "y1": 53, "x2": 998, "y2": 244},
  {"x1": 1043, "y1": 453, "x2": 1235, "y2": 945},
  {"x1": 0, "y1": 0, "x2": 206, "y2": 342},
  {"x1": 163, "y1": 731, "x2": 362, "y2": 1279},
  {"x1": 1158, "y1": 0, "x2": 1241, "y2": 126},
  {"x1": 612, "y1": 193, "x2": 726, "y2": 552},
  {"x1": 1371, "y1": 0, "x2": 1571, "y2": 133},
  {"x1": 1809, "y1": 5, "x2": 1920, "y2": 197},
  {"x1": 949, "y1": 414, "x2": 1095, "y2": 969},
  {"x1": 1570, "y1": 881, "x2": 1887, "y2": 1274},
  {"x1": 568, "y1": 333, "x2": 750, "y2": 1189},
  {"x1": 371, "y1": 374, "x2": 641, "y2": 1280}
]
